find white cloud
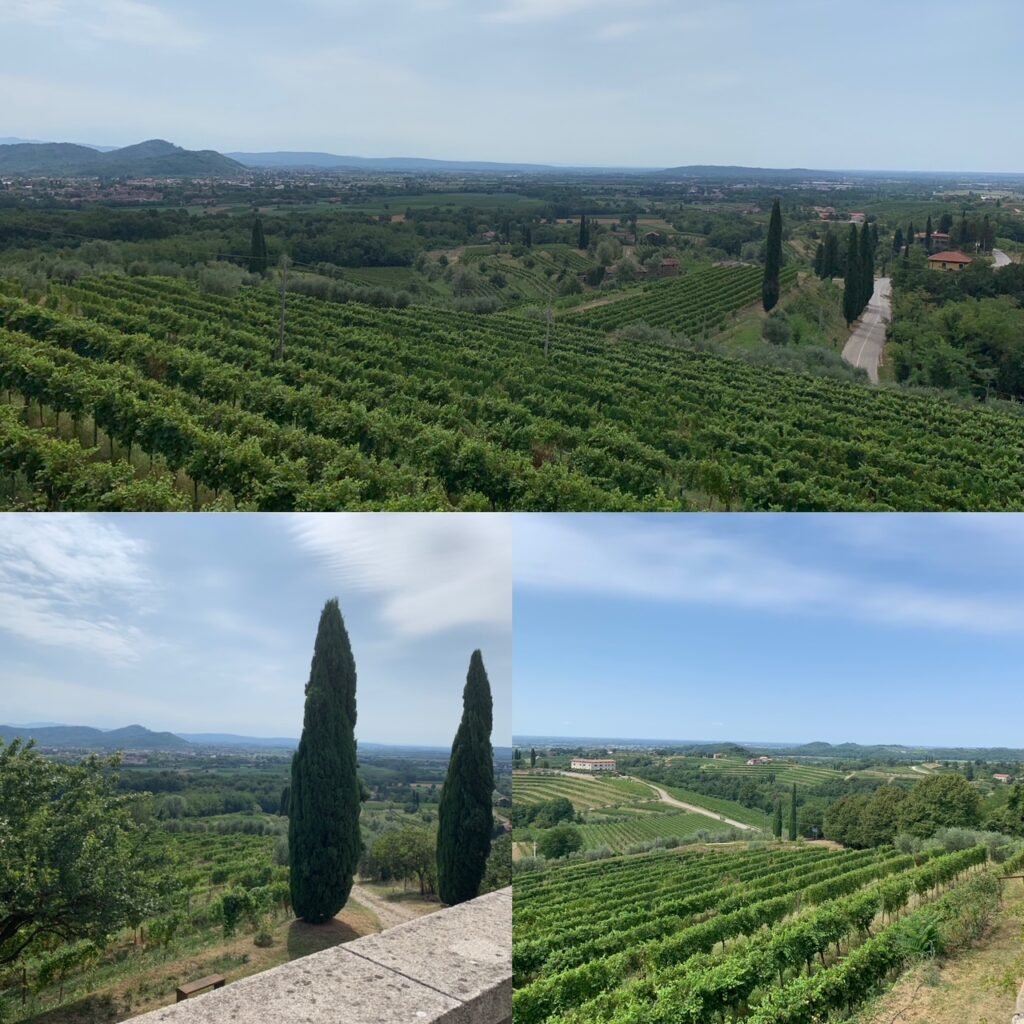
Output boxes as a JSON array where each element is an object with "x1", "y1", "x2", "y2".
[
  {"x1": 514, "y1": 516, "x2": 1024, "y2": 637},
  {"x1": 0, "y1": 516, "x2": 151, "y2": 661},
  {"x1": 286, "y1": 514, "x2": 512, "y2": 638},
  {"x1": 0, "y1": 0, "x2": 203, "y2": 47}
]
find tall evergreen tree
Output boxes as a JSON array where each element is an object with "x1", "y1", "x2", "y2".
[
  {"x1": 289, "y1": 599, "x2": 361, "y2": 924},
  {"x1": 859, "y1": 223, "x2": 875, "y2": 313},
  {"x1": 773, "y1": 800, "x2": 783, "y2": 839},
  {"x1": 762, "y1": 198, "x2": 783, "y2": 311},
  {"x1": 437, "y1": 650, "x2": 494, "y2": 905},
  {"x1": 788, "y1": 784, "x2": 797, "y2": 841},
  {"x1": 892, "y1": 226, "x2": 904, "y2": 254},
  {"x1": 249, "y1": 216, "x2": 268, "y2": 274},
  {"x1": 824, "y1": 230, "x2": 839, "y2": 278},
  {"x1": 907, "y1": 222, "x2": 915, "y2": 246},
  {"x1": 842, "y1": 224, "x2": 861, "y2": 325},
  {"x1": 924, "y1": 215, "x2": 933, "y2": 252},
  {"x1": 814, "y1": 242, "x2": 825, "y2": 278},
  {"x1": 578, "y1": 213, "x2": 589, "y2": 250},
  {"x1": 530, "y1": 747, "x2": 537, "y2": 768}
]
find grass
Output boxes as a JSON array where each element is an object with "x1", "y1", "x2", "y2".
[{"x1": 850, "y1": 880, "x2": 1024, "y2": 1024}]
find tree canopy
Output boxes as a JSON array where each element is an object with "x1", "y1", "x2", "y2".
[{"x1": 0, "y1": 741, "x2": 165, "y2": 968}]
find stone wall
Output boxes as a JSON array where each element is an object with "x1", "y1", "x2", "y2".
[{"x1": 129, "y1": 888, "x2": 511, "y2": 1024}]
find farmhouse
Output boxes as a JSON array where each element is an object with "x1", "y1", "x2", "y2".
[
  {"x1": 746, "y1": 756, "x2": 772, "y2": 766},
  {"x1": 570, "y1": 757, "x2": 617, "y2": 772},
  {"x1": 928, "y1": 250, "x2": 973, "y2": 272},
  {"x1": 713, "y1": 752, "x2": 728, "y2": 760},
  {"x1": 993, "y1": 773, "x2": 1013, "y2": 784},
  {"x1": 655, "y1": 258, "x2": 681, "y2": 278}
]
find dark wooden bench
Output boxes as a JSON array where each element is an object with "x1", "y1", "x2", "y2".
[{"x1": 176, "y1": 974, "x2": 226, "y2": 1002}]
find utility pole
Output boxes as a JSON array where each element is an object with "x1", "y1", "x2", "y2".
[{"x1": 275, "y1": 254, "x2": 289, "y2": 362}]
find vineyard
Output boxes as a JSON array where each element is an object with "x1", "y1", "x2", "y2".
[
  {"x1": 697, "y1": 756, "x2": 844, "y2": 787},
  {"x1": 513, "y1": 774, "x2": 654, "y2": 811},
  {"x1": 0, "y1": 831, "x2": 302, "y2": 1023},
  {"x1": 568, "y1": 264, "x2": 799, "y2": 334},
  {"x1": 4, "y1": 273, "x2": 1024, "y2": 511},
  {"x1": 512, "y1": 842, "x2": 992, "y2": 1024}
]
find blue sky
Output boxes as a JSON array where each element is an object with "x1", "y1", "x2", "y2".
[
  {"x1": 513, "y1": 514, "x2": 1024, "y2": 747},
  {"x1": 2, "y1": 0, "x2": 1023, "y2": 170},
  {"x1": 0, "y1": 514, "x2": 511, "y2": 746}
]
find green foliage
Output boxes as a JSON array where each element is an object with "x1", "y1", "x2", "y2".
[
  {"x1": 901, "y1": 774, "x2": 981, "y2": 838},
  {"x1": 538, "y1": 825, "x2": 584, "y2": 860},
  {"x1": 761, "y1": 199, "x2": 782, "y2": 312},
  {"x1": 288, "y1": 599, "x2": 362, "y2": 923},
  {"x1": 437, "y1": 650, "x2": 495, "y2": 905},
  {"x1": 0, "y1": 740, "x2": 167, "y2": 968},
  {"x1": 842, "y1": 223, "x2": 861, "y2": 325},
  {"x1": 366, "y1": 828, "x2": 437, "y2": 895},
  {"x1": 481, "y1": 834, "x2": 513, "y2": 893},
  {"x1": 248, "y1": 217, "x2": 268, "y2": 275}
]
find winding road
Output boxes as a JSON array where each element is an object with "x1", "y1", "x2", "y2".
[
  {"x1": 626, "y1": 777, "x2": 758, "y2": 831},
  {"x1": 993, "y1": 248, "x2": 1012, "y2": 268},
  {"x1": 351, "y1": 884, "x2": 427, "y2": 931},
  {"x1": 841, "y1": 276, "x2": 891, "y2": 384}
]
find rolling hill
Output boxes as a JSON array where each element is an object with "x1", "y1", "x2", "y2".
[
  {"x1": 0, "y1": 138, "x2": 243, "y2": 177},
  {"x1": 0, "y1": 723, "x2": 191, "y2": 750}
]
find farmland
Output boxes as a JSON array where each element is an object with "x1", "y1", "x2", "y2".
[
  {"x1": 512, "y1": 771, "x2": 762, "y2": 854},
  {"x1": 512, "y1": 842, "x2": 996, "y2": 1024},
  {"x1": 6, "y1": 273, "x2": 1024, "y2": 512}
]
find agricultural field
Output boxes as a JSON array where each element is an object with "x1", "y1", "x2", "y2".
[
  {"x1": 7, "y1": 273, "x2": 1024, "y2": 512},
  {"x1": 512, "y1": 773, "x2": 654, "y2": 811},
  {"x1": 697, "y1": 755, "x2": 843, "y2": 787},
  {"x1": 512, "y1": 842, "x2": 994, "y2": 1024},
  {"x1": 568, "y1": 263, "x2": 799, "y2": 335}
]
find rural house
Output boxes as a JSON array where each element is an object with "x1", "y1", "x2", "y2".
[
  {"x1": 570, "y1": 757, "x2": 617, "y2": 772},
  {"x1": 928, "y1": 250, "x2": 973, "y2": 272}
]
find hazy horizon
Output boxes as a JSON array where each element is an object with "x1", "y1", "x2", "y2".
[{"x1": 3, "y1": 0, "x2": 1023, "y2": 172}]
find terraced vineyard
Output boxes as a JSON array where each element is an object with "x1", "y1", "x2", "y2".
[
  {"x1": 513, "y1": 773, "x2": 654, "y2": 810},
  {"x1": 568, "y1": 263, "x2": 799, "y2": 334},
  {"x1": 698, "y1": 756, "x2": 843, "y2": 786},
  {"x1": 513, "y1": 843, "x2": 990, "y2": 1024},
  {"x1": 573, "y1": 810, "x2": 732, "y2": 851},
  {"x1": 5, "y1": 274, "x2": 1024, "y2": 511}
]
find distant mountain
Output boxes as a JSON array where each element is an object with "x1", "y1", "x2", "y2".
[
  {"x1": 0, "y1": 723, "x2": 191, "y2": 750},
  {"x1": 227, "y1": 150, "x2": 572, "y2": 173},
  {"x1": 0, "y1": 138, "x2": 243, "y2": 177},
  {"x1": 0, "y1": 137, "x2": 117, "y2": 151}
]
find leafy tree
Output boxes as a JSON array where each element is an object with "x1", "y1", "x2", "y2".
[
  {"x1": 538, "y1": 824, "x2": 583, "y2": 859},
  {"x1": 788, "y1": 783, "x2": 797, "y2": 841},
  {"x1": 373, "y1": 828, "x2": 437, "y2": 894},
  {"x1": 859, "y1": 785, "x2": 908, "y2": 846},
  {"x1": 762, "y1": 198, "x2": 783, "y2": 312},
  {"x1": 0, "y1": 741, "x2": 164, "y2": 968},
  {"x1": 249, "y1": 216, "x2": 268, "y2": 274},
  {"x1": 900, "y1": 774, "x2": 981, "y2": 838},
  {"x1": 437, "y1": 650, "x2": 494, "y2": 905},
  {"x1": 531, "y1": 797, "x2": 576, "y2": 828},
  {"x1": 289, "y1": 598, "x2": 361, "y2": 923},
  {"x1": 481, "y1": 834, "x2": 513, "y2": 893},
  {"x1": 823, "y1": 793, "x2": 872, "y2": 847}
]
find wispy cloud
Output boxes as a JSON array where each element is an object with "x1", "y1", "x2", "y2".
[
  {"x1": 483, "y1": 0, "x2": 619, "y2": 24},
  {"x1": 286, "y1": 514, "x2": 512, "y2": 638},
  {"x1": 515, "y1": 515, "x2": 1024, "y2": 637},
  {"x1": 0, "y1": 516, "x2": 151, "y2": 662},
  {"x1": 0, "y1": 0, "x2": 203, "y2": 47}
]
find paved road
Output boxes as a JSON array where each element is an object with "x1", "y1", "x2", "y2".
[
  {"x1": 627, "y1": 777, "x2": 758, "y2": 831},
  {"x1": 993, "y1": 248, "x2": 1012, "y2": 268},
  {"x1": 841, "y1": 276, "x2": 891, "y2": 384}
]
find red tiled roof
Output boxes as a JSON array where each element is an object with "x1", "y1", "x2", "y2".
[{"x1": 928, "y1": 251, "x2": 973, "y2": 263}]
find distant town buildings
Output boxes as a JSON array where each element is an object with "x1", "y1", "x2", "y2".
[{"x1": 570, "y1": 757, "x2": 617, "y2": 772}]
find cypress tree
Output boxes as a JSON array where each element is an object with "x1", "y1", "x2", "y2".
[
  {"x1": 279, "y1": 784, "x2": 290, "y2": 816},
  {"x1": 437, "y1": 650, "x2": 494, "y2": 905},
  {"x1": 762, "y1": 198, "x2": 783, "y2": 312},
  {"x1": 924, "y1": 215, "x2": 933, "y2": 252},
  {"x1": 578, "y1": 213, "x2": 588, "y2": 250},
  {"x1": 249, "y1": 216, "x2": 268, "y2": 274},
  {"x1": 907, "y1": 222, "x2": 915, "y2": 246},
  {"x1": 530, "y1": 747, "x2": 536, "y2": 768},
  {"x1": 859, "y1": 223, "x2": 875, "y2": 313},
  {"x1": 814, "y1": 242, "x2": 825, "y2": 278},
  {"x1": 773, "y1": 800, "x2": 783, "y2": 838},
  {"x1": 289, "y1": 599, "x2": 361, "y2": 924},
  {"x1": 842, "y1": 224, "x2": 861, "y2": 325},
  {"x1": 892, "y1": 226, "x2": 904, "y2": 254},
  {"x1": 824, "y1": 230, "x2": 839, "y2": 278},
  {"x1": 788, "y1": 784, "x2": 797, "y2": 841}
]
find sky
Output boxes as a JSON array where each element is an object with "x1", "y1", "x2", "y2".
[
  {"x1": 2, "y1": 0, "x2": 1023, "y2": 171},
  {"x1": 513, "y1": 514, "x2": 1024, "y2": 748},
  {"x1": 0, "y1": 514, "x2": 511, "y2": 746}
]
